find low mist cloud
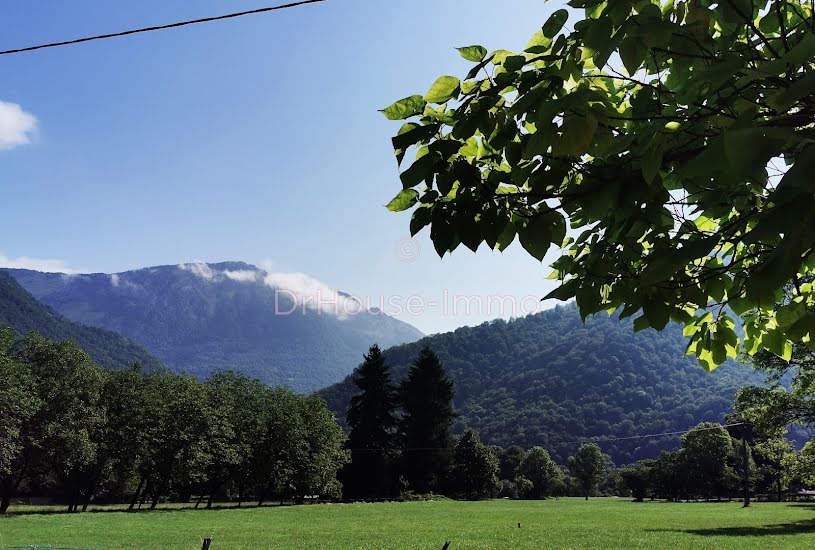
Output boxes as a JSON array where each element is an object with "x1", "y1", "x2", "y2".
[{"x1": 0, "y1": 253, "x2": 78, "y2": 274}]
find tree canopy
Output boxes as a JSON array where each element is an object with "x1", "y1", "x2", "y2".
[
  {"x1": 568, "y1": 442, "x2": 607, "y2": 499},
  {"x1": 0, "y1": 329, "x2": 349, "y2": 514},
  {"x1": 383, "y1": 0, "x2": 815, "y2": 371},
  {"x1": 737, "y1": 342, "x2": 815, "y2": 431}
]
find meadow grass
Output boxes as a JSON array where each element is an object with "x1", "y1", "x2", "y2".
[{"x1": 1, "y1": 497, "x2": 814, "y2": 549}]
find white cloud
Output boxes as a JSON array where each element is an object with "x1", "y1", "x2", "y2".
[
  {"x1": 258, "y1": 258, "x2": 276, "y2": 272},
  {"x1": 224, "y1": 269, "x2": 258, "y2": 282},
  {"x1": 175, "y1": 261, "x2": 364, "y2": 319},
  {"x1": 0, "y1": 101, "x2": 37, "y2": 151},
  {"x1": 108, "y1": 272, "x2": 140, "y2": 290},
  {"x1": 0, "y1": 253, "x2": 78, "y2": 274},
  {"x1": 178, "y1": 262, "x2": 216, "y2": 281},
  {"x1": 263, "y1": 271, "x2": 363, "y2": 319}
]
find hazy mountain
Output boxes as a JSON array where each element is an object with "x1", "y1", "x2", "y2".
[
  {"x1": 0, "y1": 271, "x2": 163, "y2": 371},
  {"x1": 4, "y1": 262, "x2": 422, "y2": 392},
  {"x1": 320, "y1": 304, "x2": 764, "y2": 465}
]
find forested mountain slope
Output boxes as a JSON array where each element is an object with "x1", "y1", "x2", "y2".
[
  {"x1": 4, "y1": 262, "x2": 422, "y2": 392},
  {"x1": 0, "y1": 271, "x2": 163, "y2": 371},
  {"x1": 321, "y1": 304, "x2": 763, "y2": 465}
]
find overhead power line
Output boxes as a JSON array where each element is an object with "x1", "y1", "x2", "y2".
[
  {"x1": 0, "y1": 0, "x2": 326, "y2": 57},
  {"x1": 346, "y1": 423, "x2": 747, "y2": 452},
  {"x1": 589, "y1": 422, "x2": 746, "y2": 443}
]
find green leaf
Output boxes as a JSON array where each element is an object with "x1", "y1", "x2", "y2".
[
  {"x1": 641, "y1": 138, "x2": 663, "y2": 184},
  {"x1": 593, "y1": 29, "x2": 622, "y2": 69},
  {"x1": 758, "y1": 12, "x2": 781, "y2": 34},
  {"x1": 619, "y1": 37, "x2": 647, "y2": 75},
  {"x1": 723, "y1": 127, "x2": 794, "y2": 180},
  {"x1": 554, "y1": 112, "x2": 598, "y2": 157},
  {"x1": 728, "y1": 296, "x2": 753, "y2": 316},
  {"x1": 456, "y1": 213, "x2": 482, "y2": 252},
  {"x1": 457, "y1": 45, "x2": 488, "y2": 62},
  {"x1": 715, "y1": 0, "x2": 754, "y2": 30},
  {"x1": 525, "y1": 29, "x2": 551, "y2": 51},
  {"x1": 762, "y1": 329, "x2": 789, "y2": 360},
  {"x1": 424, "y1": 76, "x2": 461, "y2": 104},
  {"x1": 633, "y1": 315, "x2": 651, "y2": 332},
  {"x1": 745, "y1": 231, "x2": 806, "y2": 307},
  {"x1": 640, "y1": 237, "x2": 718, "y2": 286},
  {"x1": 772, "y1": 145, "x2": 815, "y2": 204},
  {"x1": 544, "y1": 279, "x2": 577, "y2": 301},
  {"x1": 430, "y1": 207, "x2": 455, "y2": 257},
  {"x1": 643, "y1": 300, "x2": 671, "y2": 331},
  {"x1": 583, "y1": 17, "x2": 612, "y2": 51},
  {"x1": 496, "y1": 221, "x2": 517, "y2": 251},
  {"x1": 409, "y1": 206, "x2": 432, "y2": 236},
  {"x1": 769, "y1": 72, "x2": 815, "y2": 113},
  {"x1": 542, "y1": 9, "x2": 569, "y2": 38},
  {"x1": 776, "y1": 301, "x2": 807, "y2": 329},
  {"x1": 518, "y1": 216, "x2": 552, "y2": 261},
  {"x1": 400, "y1": 153, "x2": 438, "y2": 189},
  {"x1": 380, "y1": 95, "x2": 426, "y2": 120},
  {"x1": 787, "y1": 312, "x2": 815, "y2": 341},
  {"x1": 392, "y1": 123, "x2": 439, "y2": 151},
  {"x1": 386, "y1": 189, "x2": 419, "y2": 212}
]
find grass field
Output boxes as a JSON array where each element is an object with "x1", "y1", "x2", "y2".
[{"x1": 1, "y1": 498, "x2": 814, "y2": 549}]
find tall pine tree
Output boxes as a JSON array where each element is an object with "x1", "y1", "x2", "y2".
[
  {"x1": 342, "y1": 345, "x2": 398, "y2": 498},
  {"x1": 398, "y1": 346, "x2": 455, "y2": 494}
]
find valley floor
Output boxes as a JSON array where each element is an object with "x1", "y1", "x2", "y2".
[{"x1": 1, "y1": 498, "x2": 814, "y2": 549}]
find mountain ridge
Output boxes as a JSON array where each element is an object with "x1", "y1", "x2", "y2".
[
  {"x1": 320, "y1": 303, "x2": 764, "y2": 465},
  {"x1": 3, "y1": 262, "x2": 423, "y2": 391},
  {"x1": 0, "y1": 271, "x2": 163, "y2": 371}
]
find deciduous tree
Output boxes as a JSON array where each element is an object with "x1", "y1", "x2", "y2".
[
  {"x1": 680, "y1": 422, "x2": 733, "y2": 500},
  {"x1": 754, "y1": 437, "x2": 795, "y2": 501},
  {"x1": 621, "y1": 460, "x2": 656, "y2": 502},
  {"x1": 449, "y1": 429, "x2": 500, "y2": 499},
  {"x1": 384, "y1": 0, "x2": 815, "y2": 371},
  {"x1": 568, "y1": 443, "x2": 606, "y2": 499},
  {"x1": 0, "y1": 329, "x2": 39, "y2": 514},
  {"x1": 519, "y1": 446, "x2": 559, "y2": 499}
]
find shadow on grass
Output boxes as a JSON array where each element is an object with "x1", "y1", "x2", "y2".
[{"x1": 648, "y1": 518, "x2": 815, "y2": 537}]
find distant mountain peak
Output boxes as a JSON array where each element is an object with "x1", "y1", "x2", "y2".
[
  {"x1": 206, "y1": 260, "x2": 261, "y2": 272},
  {"x1": 3, "y1": 263, "x2": 423, "y2": 391}
]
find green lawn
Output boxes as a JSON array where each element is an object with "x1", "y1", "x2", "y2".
[{"x1": 1, "y1": 498, "x2": 814, "y2": 549}]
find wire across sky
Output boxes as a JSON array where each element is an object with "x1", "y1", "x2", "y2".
[{"x1": 0, "y1": 0, "x2": 327, "y2": 56}]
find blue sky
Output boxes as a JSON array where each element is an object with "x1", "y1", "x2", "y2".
[{"x1": 0, "y1": 0, "x2": 568, "y2": 334}]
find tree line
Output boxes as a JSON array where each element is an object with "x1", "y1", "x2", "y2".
[
  {"x1": 344, "y1": 344, "x2": 615, "y2": 501},
  {"x1": 343, "y1": 345, "x2": 815, "y2": 502},
  {"x1": 4, "y1": 328, "x2": 814, "y2": 513},
  {"x1": 0, "y1": 328, "x2": 348, "y2": 514},
  {"x1": 620, "y1": 420, "x2": 815, "y2": 503}
]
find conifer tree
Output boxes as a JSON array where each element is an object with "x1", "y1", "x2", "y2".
[
  {"x1": 398, "y1": 346, "x2": 455, "y2": 494},
  {"x1": 343, "y1": 345, "x2": 398, "y2": 498}
]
